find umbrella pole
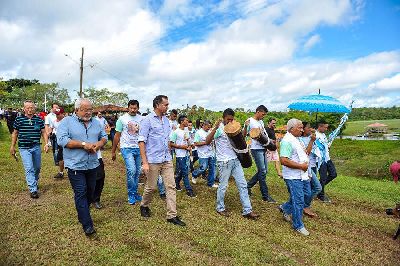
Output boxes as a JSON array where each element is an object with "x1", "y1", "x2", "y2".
[{"x1": 315, "y1": 110, "x2": 318, "y2": 126}]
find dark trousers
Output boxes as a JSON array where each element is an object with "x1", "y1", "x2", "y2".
[
  {"x1": 68, "y1": 168, "x2": 97, "y2": 230},
  {"x1": 7, "y1": 122, "x2": 13, "y2": 134},
  {"x1": 318, "y1": 160, "x2": 337, "y2": 197},
  {"x1": 93, "y1": 158, "x2": 105, "y2": 203},
  {"x1": 189, "y1": 150, "x2": 199, "y2": 172}
]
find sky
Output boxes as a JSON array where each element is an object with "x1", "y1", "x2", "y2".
[{"x1": 0, "y1": 0, "x2": 399, "y2": 111}]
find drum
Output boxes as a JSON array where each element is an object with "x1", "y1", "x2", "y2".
[
  {"x1": 224, "y1": 120, "x2": 252, "y2": 168},
  {"x1": 249, "y1": 128, "x2": 269, "y2": 145},
  {"x1": 249, "y1": 127, "x2": 277, "y2": 151}
]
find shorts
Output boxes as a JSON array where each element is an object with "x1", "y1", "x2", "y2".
[{"x1": 267, "y1": 149, "x2": 279, "y2": 162}]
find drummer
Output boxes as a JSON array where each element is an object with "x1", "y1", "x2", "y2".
[
  {"x1": 243, "y1": 105, "x2": 276, "y2": 203},
  {"x1": 205, "y1": 108, "x2": 259, "y2": 220}
]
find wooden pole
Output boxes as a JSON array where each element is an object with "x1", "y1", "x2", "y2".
[{"x1": 79, "y1": 47, "x2": 84, "y2": 98}]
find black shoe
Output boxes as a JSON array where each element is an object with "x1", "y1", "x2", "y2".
[
  {"x1": 262, "y1": 196, "x2": 277, "y2": 203},
  {"x1": 84, "y1": 226, "x2": 96, "y2": 236},
  {"x1": 176, "y1": 185, "x2": 182, "y2": 191},
  {"x1": 93, "y1": 201, "x2": 103, "y2": 209},
  {"x1": 159, "y1": 193, "x2": 166, "y2": 200},
  {"x1": 247, "y1": 188, "x2": 252, "y2": 196},
  {"x1": 167, "y1": 216, "x2": 186, "y2": 226},
  {"x1": 30, "y1": 191, "x2": 39, "y2": 199},
  {"x1": 187, "y1": 191, "x2": 196, "y2": 198},
  {"x1": 140, "y1": 206, "x2": 151, "y2": 218},
  {"x1": 318, "y1": 194, "x2": 332, "y2": 203}
]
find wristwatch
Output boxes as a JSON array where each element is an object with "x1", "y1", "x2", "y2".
[{"x1": 82, "y1": 141, "x2": 86, "y2": 148}]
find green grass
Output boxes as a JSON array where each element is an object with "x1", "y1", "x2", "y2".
[
  {"x1": 1, "y1": 122, "x2": 400, "y2": 265},
  {"x1": 342, "y1": 119, "x2": 400, "y2": 136},
  {"x1": 330, "y1": 139, "x2": 400, "y2": 180}
]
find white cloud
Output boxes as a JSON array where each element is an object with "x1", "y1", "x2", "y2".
[
  {"x1": 368, "y1": 73, "x2": 400, "y2": 91},
  {"x1": 303, "y1": 34, "x2": 321, "y2": 51}
]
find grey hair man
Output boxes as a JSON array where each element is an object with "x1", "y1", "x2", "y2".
[
  {"x1": 279, "y1": 118, "x2": 312, "y2": 236},
  {"x1": 57, "y1": 98, "x2": 108, "y2": 236}
]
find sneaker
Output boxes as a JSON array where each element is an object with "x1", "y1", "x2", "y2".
[
  {"x1": 128, "y1": 197, "x2": 136, "y2": 205},
  {"x1": 176, "y1": 186, "x2": 182, "y2": 192},
  {"x1": 217, "y1": 210, "x2": 230, "y2": 217},
  {"x1": 53, "y1": 172, "x2": 64, "y2": 179},
  {"x1": 191, "y1": 177, "x2": 197, "y2": 184},
  {"x1": 318, "y1": 194, "x2": 332, "y2": 203},
  {"x1": 296, "y1": 227, "x2": 310, "y2": 236},
  {"x1": 93, "y1": 201, "x2": 103, "y2": 209},
  {"x1": 303, "y1": 207, "x2": 317, "y2": 218},
  {"x1": 243, "y1": 212, "x2": 260, "y2": 220},
  {"x1": 84, "y1": 226, "x2": 96, "y2": 236},
  {"x1": 210, "y1": 184, "x2": 219, "y2": 188},
  {"x1": 140, "y1": 206, "x2": 151, "y2": 218},
  {"x1": 159, "y1": 193, "x2": 166, "y2": 200},
  {"x1": 278, "y1": 205, "x2": 291, "y2": 223},
  {"x1": 263, "y1": 196, "x2": 277, "y2": 203},
  {"x1": 30, "y1": 191, "x2": 39, "y2": 199},
  {"x1": 187, "y1": 191, "x2": 196, "y2": 198}
]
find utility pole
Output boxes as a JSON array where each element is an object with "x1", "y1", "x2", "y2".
[{"x1": 79, "y1": 47, "x2": 84, "y2": 97}]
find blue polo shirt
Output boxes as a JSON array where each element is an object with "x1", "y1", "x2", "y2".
[
  {"x1": 13, "y1": 115, "x2": 44, "y2": 148},
  {"x1": 57, "y1": 114, "x2": 107, "y2": 170}
]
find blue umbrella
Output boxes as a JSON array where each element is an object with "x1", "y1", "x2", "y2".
[{"x1": 288, "y1": 94, "x2": 351, "y2": 113}]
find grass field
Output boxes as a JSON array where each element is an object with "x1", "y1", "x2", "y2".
[
  {"x1": 0, "y1": 122, "x2": 399, "y2": 265},
  {"x1": 342, "y1": 119, "x2": 400, "y2": 136}
]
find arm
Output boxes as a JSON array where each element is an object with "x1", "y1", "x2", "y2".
[
  {"x1": 41, "y1": 128, "x2": 49, "y2": 153},
  {"x1": 170, "y1": 141, "x2": 189, "y2": 150},
  {"x1": 205, "y1": 119, "x2": 222, "y2": 145},
  {"x1": 111, "y1": 132, "x2": 121, "y2": 161},
  {"x1": 280, "y1": 157, "x2": 308, "y2": 172},
  {"x1": 242, "y1": 119, "x2": 250, "y2": 137},
  {"x1": 139, "y1": 141, "x2": 149, "y2": 175},
  {"x1": 57, "y1": 119, "x2": 96, "y2": 152},
  {"x1": 10, "y1": 129, "x2": 18, "y2": 156}
]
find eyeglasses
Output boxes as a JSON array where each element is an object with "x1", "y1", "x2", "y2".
[{"x1": 79, "y1": 108, "x2": 93, "y2": 113}]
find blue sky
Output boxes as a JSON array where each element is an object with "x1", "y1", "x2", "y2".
[{"x1": 0, "y1": 0, "x2": 399, "y2": 111}]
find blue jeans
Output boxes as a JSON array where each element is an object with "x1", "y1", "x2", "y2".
[
  {"x1": 247, "y1": 149, "x2": 269, "y2": 199},
  {"x1": 281, "y1": 179, "x2": 311, "y2": 230},
  {"x1": 216, "y1": 158, "x2": 252, "y2": 215},
  {"x1": 304, "y1": 168, "x2": 322, "y2": 208},
  {"x1": 68, "y1": 168, "x2": 97, "y2": 231},
  {"x1": 192, "y1": 157, "x2": 216, "y2": 186},
  {"x1": 120, "y1": 148, "x2": 142, "y2": 203},
  {"x1": 175, "y1": 156, "x2": 192, "y2": 192},
  {"x1": 19, "y1": 144, "x2": 41, "y2": 193},
  {"x1": 158, "y1": 176, "x2": 165, "y2": 195}
]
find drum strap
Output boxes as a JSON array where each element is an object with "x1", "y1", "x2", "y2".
[{"x1": 231, "y1": 146, "x2": 249, "y2": 154}]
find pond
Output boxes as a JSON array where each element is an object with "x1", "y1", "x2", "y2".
[{"x1": 340, "y1": 134, "x2": 399, "y2": 141}]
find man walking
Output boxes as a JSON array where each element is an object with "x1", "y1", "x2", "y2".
[
  {"x1": 205, "y1": 108, "x2": 259, "y2": 219},
  {"x1": 139, "y1": 95, "x2": 186, "y2": 226},
  {"x1": 57, "y1": 98, "x2": 108, "y2": 236},
  {"x1": 112, "y1": 100, "x2": 144, "y2": 205},
  {"x1": 49, "y1": 107, "x2": 66, "y2": 179},
  {"x1": 10, "y1": 100, "x2": 49, "y2": 198},
  {"x1": 279, "y1": 119, "x2": 312, "y2": 236},
  {"x1": 244, "y1": 105, "x2": 276, "y2": 203}
]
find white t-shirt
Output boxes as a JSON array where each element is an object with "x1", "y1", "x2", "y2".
[
  {"x1": 115, "y1": 113, "x2": 143, "y2": 148},
  {"x1": 170, "y1": 128, "x2": 190, "y2": 158},
  {"x1": 49, "y1": 119, "x2": 61, "y2": 135},
  {"x1": 214, "y1": 123, "x2": 237, "y2": 162},
  {"x1": 248, "y1": 117, "x2": 267, "y2": 150},
  {"x1": 95, "y1": 116, "x2": 109, "y2": 129},
  {"x1": 194, "y1": 128, "x2": 213, "y2": 158},
  {"x1": 169, "y1": 120, "x2": 178, "y2": 131},
  {"x1": 45, "y1": 112, "x2": 57, "y2": 126}
]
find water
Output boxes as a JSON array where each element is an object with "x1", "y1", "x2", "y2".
[{"x1": 340, "y1": 134, "x2": 399, "y2": 141}]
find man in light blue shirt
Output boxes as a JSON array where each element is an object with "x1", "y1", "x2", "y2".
[
  {"x1": 57, "y1": 98, "x2": 107, "y2": 236},
  {"x1": 138, "y1": 95, "x2": 186, "y2": 226}
]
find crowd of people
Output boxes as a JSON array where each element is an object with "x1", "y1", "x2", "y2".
[{"x1": 7, "y1": 95, "x2": 341, "y2": 237}]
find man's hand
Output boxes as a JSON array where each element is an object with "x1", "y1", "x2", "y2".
[
  {"x1": 310, "y1": 129, "x2": 316, "y2": 141},
  {"x1": 142, "y1": 162, "x2": 150, "y2": 175},
  {"x1": 10, "y1": 146, "x2": 16, "y2": 156},
  {"x1": 44, "y1": 144, "x2": 49, "y2": 153},
  {"x1": 83, "y1": 143, "x2": 97, "y2": 153},
  {"x1": 214, "y1": 118, "x2": 222, "y2": 128},
  {"x1": 112, "y1": 151, "x2": 116, "y2": 161},
  {"x1": 244, "y1": 118, "x2": 250, "y2": 126},
  {"x1": 300, "y1": 162, "x2": 308, "y2": 172}
]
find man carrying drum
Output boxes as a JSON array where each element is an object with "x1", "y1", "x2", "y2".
[
  {"x1": 243, "y1": 105, "x2": 277, "y2": 203},
  {"x1": 205, "y1": 108, "x2": 259, "y2": 220}
]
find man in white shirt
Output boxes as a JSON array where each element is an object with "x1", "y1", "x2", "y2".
[
  {"x1": 243, "y1": 105, "x2": 276, "y2": 203},
  {"x1": 315, "y1": 121, "x2": 337, "y2": 203},
  {"x1": 192, "y1": 120, "x2": 218, "y2": 188},
  {"x1": 170, "y1": 115, "x2": 196, "y2": 197},
  {"x1": 112, "y1": 100, "x2": 143, "y2": 205},
  {"x1": 49, "y1": 107, "x2": 66, "y2": 179},
  {"x1": 95, "y1": 112, "x2": 109, "y2": 131},
  {"x1": 205, "y1": 108, "x2": 259, "y2": 220},
  {"x1": 45, "y1": 103, "x2": 60, "y2": 165}
]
